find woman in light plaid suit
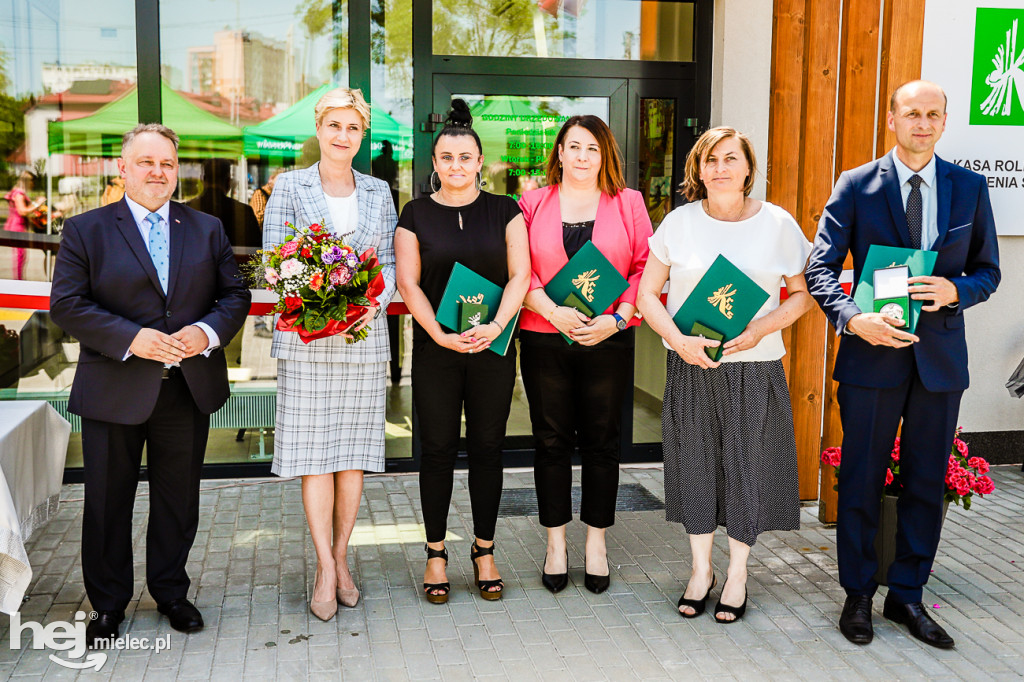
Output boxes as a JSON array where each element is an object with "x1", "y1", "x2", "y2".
[{"x1": 262, "y1": 87, "x2": 397, "y2": 622}]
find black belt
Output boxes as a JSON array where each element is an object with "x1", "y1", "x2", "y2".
[{"x1": 161, "y1": 366, "x2": 180, "y2": 379}]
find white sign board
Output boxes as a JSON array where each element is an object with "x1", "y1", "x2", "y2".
[{"x1": 923, "y1": 1, "x2": 1024, "y2": 235}]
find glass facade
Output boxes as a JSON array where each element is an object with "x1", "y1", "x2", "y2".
[
  {"x1": 0, "y1": 0, "x2": 709, "y2": 473},
  {"x1": 433, "y1": 0, "x2": 695, "y2": 61}
]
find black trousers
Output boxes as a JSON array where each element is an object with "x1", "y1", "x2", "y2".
[
  {"x1": 520, "y1": 329, "x2": 633, "y2": 529},
  {"x1": 413, "y1": 339, "x2": 516, "y2": 544},
  {"x1": 81, "y1": 371, "x2": 209, "y2": 612},
  {"x1": 836, "y1": 366, "x2": 961, "y2": 604}
]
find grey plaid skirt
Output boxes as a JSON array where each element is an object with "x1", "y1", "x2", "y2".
[
  {"x1": 272, "y1": 359, "x2": 387, "y2": 476},
  {"x1": 662, "y1": 354, "x2": 800, "y2": 546}
]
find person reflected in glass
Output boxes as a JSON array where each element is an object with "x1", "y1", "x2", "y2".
[
  {"x1": 518, "y1": 115, "x2": 652, "y2": 594},
  {"x1": 4, "y1": 171, "x2": 43, "y2": 279},
  {"x1": 636, "y1": 127, "x2": 813, "y2": 623},
  {"x1": 188, "y1": 158, "x2": 261, "y2": 248},
  {"x1": 262, "y1": 87, "x2": 397, "y2": 622},
  {"x1": 395, "y1": 99, "x2": 530, "y2": 603}
]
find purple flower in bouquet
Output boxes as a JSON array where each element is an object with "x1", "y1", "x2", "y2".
[
  {"x1": 321, "y1": 245, "x2": 344, "y2": 265},
  {"x1": 345, "y1": 253, "x2": 359, "y2": 269}
]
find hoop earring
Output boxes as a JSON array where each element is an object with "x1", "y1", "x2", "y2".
[
  {"x1": 475, "y1": 173, "x2": 486, "y2": 190},
  {"x1": 430, "y1": 171, "x2": 440, "y2": 193}
]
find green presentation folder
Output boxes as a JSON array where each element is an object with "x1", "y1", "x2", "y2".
[
  {"x1": 852, "y1": 245, "x2": 937, "y2": 335},
  {"x1": 544, "y1": 241, "x2": 629, "y2": 344},
  {"x1": 671, "y1": 254, "x2": 771, "y2": 361},
  {"x1": 435, "y1": 262, "x2": 519, "y2": 356}
]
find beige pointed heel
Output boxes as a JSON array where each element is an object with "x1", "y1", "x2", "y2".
[
  {"x1": 309, "y1": 566, "x2": 338, "y2": 621},
  {"x1": 337, "y1": 587, "x2": 360, "y2": 608}
]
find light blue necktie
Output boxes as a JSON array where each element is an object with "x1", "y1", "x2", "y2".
[{"x1": 146, "y1": 212, "x2": 169, "y2": 293}]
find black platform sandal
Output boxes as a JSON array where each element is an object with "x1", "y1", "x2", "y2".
[
  {"x1": 423, "y1": 544, "x2": 451, "y2": 605},
  {"x1": 470, "y1": 542, "x2": 504, "y2": 601},
  {"x1": 677, "y1": 573, "x2": 717, "y2": 618},
  {"x1": 713, "y1": 580, "x2": 747, "y2": 623}
]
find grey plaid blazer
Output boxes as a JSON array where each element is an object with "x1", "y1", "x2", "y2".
[{"x1": 263, "y1": 163, "x2": 397, "y2": 363}]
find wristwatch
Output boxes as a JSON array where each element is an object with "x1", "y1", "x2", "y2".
[{"x1": 611, "y1": 313, "x2": 627, "y2": 331}]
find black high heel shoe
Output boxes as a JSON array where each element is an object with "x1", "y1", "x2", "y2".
[
  {"x1": 584, "y1": 553, "x2": 610, "y2": 594},
  {"x1": 470, "y1": 542, "x2": 504, "y2": 600},
  {"x1": 677, "y1": 573, "x2": 717, "y2": 618},
  {"x1": 423, "y1": 544, "x2": 450, "y2": 605},
  {"x1": 542, "y1": 549, "x2": 569, "y2": 593},
  {"x1": 713, "y1": 580, "x2": 748, "y2": 623}
]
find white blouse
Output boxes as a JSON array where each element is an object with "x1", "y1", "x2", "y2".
[
  {"x1": 323, "y1": 191, "x2": 359, "y2": 238},
  {"x1": 648, "y1": 200, "x2": 811, "y2": 363}
]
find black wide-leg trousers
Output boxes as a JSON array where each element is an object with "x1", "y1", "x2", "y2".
[
  {"x1": 413, "y1": 340, "x2": 517, "y2": 544},
  {"x1": 520, "y1": 329, "x2": 633, "y2": 529},
  {"x1": 81, "y1": 371, "x2": 209, "y2": 612}
]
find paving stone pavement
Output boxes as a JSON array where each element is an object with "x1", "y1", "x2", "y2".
[{"x1": 1, "y1": 465, "x2": 1022, "y2": 681}]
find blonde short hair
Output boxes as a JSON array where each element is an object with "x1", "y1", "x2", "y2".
[
  {"x1": 680, "y1": 126, "x2": 757, "y2": 201},
  {"x1": 314, "y1": 87, "x2": 371, "y2": 131}
]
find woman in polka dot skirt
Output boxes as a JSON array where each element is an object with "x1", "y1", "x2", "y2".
[{"x1": 636, "y1": 127, "x2": 814, "y2": 623}]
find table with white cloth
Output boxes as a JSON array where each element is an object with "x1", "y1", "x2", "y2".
[{"x1": 0, "y1": 401, "x2": 70, "y2": 614}]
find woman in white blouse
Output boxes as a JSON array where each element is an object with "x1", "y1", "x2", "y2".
[{"x1": 637, "y1": 127, "x2": 814, "y2": 624}]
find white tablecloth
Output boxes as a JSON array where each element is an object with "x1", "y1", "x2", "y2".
[{"x1": 0, "y1": 401, "x2": 70, "y2": 614}]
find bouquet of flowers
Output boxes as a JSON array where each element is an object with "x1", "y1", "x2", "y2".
[
  {"x1": 244, "y1": 221, "x2": 384, "y2": 344},
  {"x1": 820, "y1": 428, "x2": 994, "y2": 509}
]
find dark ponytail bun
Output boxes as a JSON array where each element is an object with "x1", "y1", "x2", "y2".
[
  {"x1": 445, "y1": 98, "x2": 473, "y2": 128},
  {"x1": 432, "y1": 98, "x2": 483, "y2": 156}
]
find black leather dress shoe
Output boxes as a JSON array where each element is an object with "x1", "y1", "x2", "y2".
[
  {"x1": 86, "y1": 610, "x2": 124, "y2": 648},
  {"x1": 839, "y1": 595, "x2": 874, "y2": 644},
  {"x1": 882, "y1": 593, "x2": 955, "y2": 649},
  {"x1": 157, "y1": 598, "x2": 204, "y2": 633}
]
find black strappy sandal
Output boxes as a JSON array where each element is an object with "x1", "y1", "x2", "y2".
[
  {"x1": 423, "y1": 544, "x2": 451, "y2": 605},
  {"x1": 677, "y1": 573, "x2": 717, "y2": 618},
  {"x1": 713, "y1": 580, "x2": 747, "y2": 623},
  {"x1": 470, "y1": 542, "x2": 504, "y2": 601}
]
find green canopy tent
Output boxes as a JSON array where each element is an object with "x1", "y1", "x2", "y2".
[
  {"x1": 47, "y1": 82, "x2": 244, "y2": 158},
  {"x1": 243, "y1": 84, "x2": 413, "y2": 161}
]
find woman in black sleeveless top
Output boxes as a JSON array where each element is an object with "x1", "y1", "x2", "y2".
[{"x1": 395, "y1": 100, "x2": 530, "y2": 603}]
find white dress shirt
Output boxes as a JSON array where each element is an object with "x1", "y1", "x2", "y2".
[
  {"x1": 891, "y1": 149, "x2": 938, "y2": 250},
  {"x1": 123, "y1": 195, "x2": 220, "y2": 360}
]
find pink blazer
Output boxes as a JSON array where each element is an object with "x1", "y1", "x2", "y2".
[{"x1": 518, "y1": 185, "x2": 653, "y2": 333}]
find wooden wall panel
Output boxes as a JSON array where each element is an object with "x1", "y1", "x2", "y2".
[
  {"x1": 818, "y1": 0, "x2": 882, "y2": 522},
  {"x1": 791, "y1": 0, "x2": 840, "y2": 503},
  {"x1": 876, "y1": 0, "x2": 927, "y2": 157},
  {"x1": 768, "y1": 0, "x2": 807, "y2": 387}
]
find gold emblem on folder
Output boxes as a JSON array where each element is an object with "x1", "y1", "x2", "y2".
[
  {"x1": 459, "y1": 293, "x2": 485, "y2": 304},
  {"x1": 707, "y1": 284, "x2": 736, "y2": 319},
  {"x1": 572, "y1": 270, "x2": 600, "y2": 303}
]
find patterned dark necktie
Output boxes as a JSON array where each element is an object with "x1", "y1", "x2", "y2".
[{"x1": 906, "y1": 174, "x2": 923, "y2": 249}]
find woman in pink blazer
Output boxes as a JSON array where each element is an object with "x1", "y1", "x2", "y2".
[{"x1": 518, "y1": 115, "x2": 652, "y2": 594}]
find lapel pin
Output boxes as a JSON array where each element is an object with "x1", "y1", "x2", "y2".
[{"x1": 175, "y1": 219, "x2": 181, "y2": 223}]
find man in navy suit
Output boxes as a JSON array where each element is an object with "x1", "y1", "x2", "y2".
[
  {"x1": 807, "y1": 81, "x2": 1000, "y2": 649},
  {"x1": 50, "y1": 124, "x2": 250, "y2": 645}
]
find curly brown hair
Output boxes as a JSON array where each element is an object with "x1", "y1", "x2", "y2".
[{"x1": 680, "y1": 126, "x2": 757, "y2": 201}]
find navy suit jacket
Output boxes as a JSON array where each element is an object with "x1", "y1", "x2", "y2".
[
  {"x1": 50, "y1": 198, "x2": 251, "y2": 424},
  {"x1": 806, "y1": 152, "x2": 1000, "y2": 393}
]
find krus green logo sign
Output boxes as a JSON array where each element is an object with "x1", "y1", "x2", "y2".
[{"x1": 972, "y1": 8, "x2": 1024, "y2": 126}]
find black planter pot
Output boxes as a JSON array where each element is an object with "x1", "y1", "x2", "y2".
[{"x1": 874, "y1": 494, "x2": 950, "y2": 586}]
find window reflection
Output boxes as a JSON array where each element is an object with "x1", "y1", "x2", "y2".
[
  {"x1": 434, "y1": 0, "x2": 695, "y2": 61},
  {"x1": 452, "y1": 94, "x2": 609, "y2": 197},
  {"x1": 639, "y1": 97, "x2": 675, "y2": 229},
  {"x1": 1, "y1": 1, "x2": 137, "y2": 281}
]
